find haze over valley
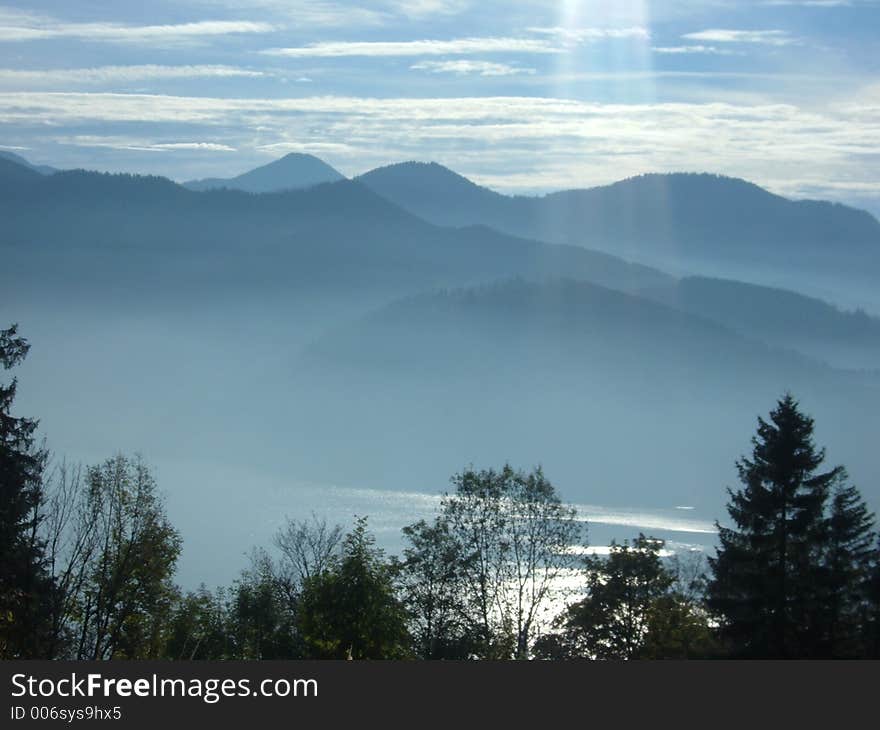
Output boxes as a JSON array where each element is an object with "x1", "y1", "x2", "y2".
[{"x1": 3, "y1": 149, "x2": 879, "y2": 586}]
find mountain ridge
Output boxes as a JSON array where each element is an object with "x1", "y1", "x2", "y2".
[{"x1": 183, "y1": 152, "x2": 345, "y2": 193}]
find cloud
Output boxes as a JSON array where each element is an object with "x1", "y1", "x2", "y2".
[
  {"x1": 682, "y1": 29, "x2": 798, "y2": 45},
  {"x1": 261, "y1": 26, "x2": 649, "y2": 58},
  {"x1": 525, "y1": 26, "x2": 650, "y2": 42},
  {"x1": 652, "y1": 45, "x2": 739, "y2": 55},
  {"x1": 386, "y1": 0, "x2": 470, "y2": 18},
  {"x1": 0, "y1": 65, "x2": 265, "y2": 87},
  {"x1": 411, "y1": 60, "x2": 536, "y2": 76},
  {"x1": 762, "y1": 1, "x2": 852, "y2": 6},
  {"x1": 57, "y1": 135, "x2": 236, "y2": 152},
  {"x1": 262, "y1": 37, "x2": 561, "y2": 57},
  {"x1": 0, "y1": 16, "x2": 276, "y2": 44},
  {"x1": 3, "y1": 91, "x2": 876, "y2": 204}
]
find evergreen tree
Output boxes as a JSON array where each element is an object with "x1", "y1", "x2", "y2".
[
  {"x1": 819, "y1": 481, "x2": 876, "y2": 656},
  {"x1": 0, "y1": 324, "x2": 53, "y2": 658},
  {"x1": 297, "y1": 517, "x2": 410, "y2": 659},
  {"x1": 865, "y1": 537, "x2": 880, "y2": 658},
  {"x1": 707, "y1": 394, "x2": 843, "y2": 658}
]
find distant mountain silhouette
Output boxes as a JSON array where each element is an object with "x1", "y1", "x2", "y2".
[
  {"x1": 5, "y1": 162, "x2": 879, "y2": 370},
  {"x1": 183, "y1": 153, "x2": 345, "y2": 193},
  {"x1": 358, "y1": 163, "x2": 880, "y2": 309},
  {"x1": 655, "y1": 277, "x2": 880, "y2": 370},
  {"x1": 0, "y1": 155, "x2": 46, "y2": 192},
  {"x1": 0, "y1": 167, "x2": 675, "y2": 298},
  {"x1": 307, "y1": 277, "x2": 826, "y2": 385},
  {"x1": 0, "y1": 151, "x2": 56, "y2": 175}
]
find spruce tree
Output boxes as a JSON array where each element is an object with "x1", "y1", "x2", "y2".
[
  {"x1": 0, "y1": 324, "x2": 52, "y2": 658},
  {"x1": 707, "y1": 394, "x2": 841, "y2": 657},
  {"x1": 819, "y1": 482, "x2": 876, "y2": 656}
]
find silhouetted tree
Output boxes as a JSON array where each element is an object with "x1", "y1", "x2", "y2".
[
  {"x1": 396, "y1": 517, "x2": 476, "y2": 659},
  {"x1": 440, "y1": 465, "x2": 582, "y2": 659},
  {"x1": 226, "y1": 550, "x2": 303, "y2": 659},
  {"x1": 163, "y1": 585, "x2": 231, "y2": 660},
  {"x1": 819, "y1": 482, "x2": 876, "y2": 656},
  {"x1": 539, "y1": 535, "x2": 674, "y2": 659},
  {"x1": 707, "y1": 394, "x2": 845, "y2": 657},
  {"x1": 0, "y1": 324, "x2": 53, "y2": 658},
  {"x1": 272, "y1": 513, "x2": 343, "y2": 603},
  {"x1": 73, "y1": 455, "x2": 181, "y2": 659},
  {"x1": 297, "y1": 517, "x2": 410, "y2": 659},
  {"x1": 865, "y1": 537, "x2": 880, "y2": 658}
]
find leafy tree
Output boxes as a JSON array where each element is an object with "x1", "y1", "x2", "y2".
[
  {"x1": 73, "y1": 454, "x2": 181, "y2": 659},
  {"x1": 707, "y1": 394, "x2": 847, "y2": 657},
  {"x1": 163, "y1": 585, "x2": 231, "y2": 660},
  {"x1": 226, "y1": 549, "x2": 303, "y2": 659},
  {"x1": 396, "y1": 517, "x2": 476, "y2": 659},
  {"x1": 640, "y1": 594, "x2": 718, "y2": 659},
  {"x1": 540, "y1": 535, "x2": 674, "y2": 659},
  {"x1": 440, "y1": 465, "x2": 582, "y2": 659},
  {"x1": 0, "y1": 324, "x2": 53, "y2": 658},
  {"x1": 298, "y1": 517, "x2": 410, "y2": 659}
]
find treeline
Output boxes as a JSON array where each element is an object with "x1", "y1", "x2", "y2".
[{"x1": 2, "y1": 325, "x2": 879, "y2": 660}]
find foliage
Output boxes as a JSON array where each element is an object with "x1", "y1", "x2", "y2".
[
  {"x1": 297, "y1": 517, "x2": 411, "y2": 659},
  {"x1": 0, "y1": 324, "x2": 53, "y2": 658},
  {"x1": 439, "y1": 464, "x2": 583, "y2": 659},
  {"x1": 707, "y1": 394, "x2": 877, "y2": 658}
]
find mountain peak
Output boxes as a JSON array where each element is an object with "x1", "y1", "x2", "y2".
[{"x1": 183, "y1": 153, "x2": 345, "y2": 193}]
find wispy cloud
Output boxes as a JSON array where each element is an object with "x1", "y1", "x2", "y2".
[
  {"x1": 57, "y1": 135, "x2": 236, "y2": 152},
  {"x1": 262, "y1": 37, "x2": 560, "y2": 57},
  {"x1": 682, "y1": 29, "x2": 798, "y2": 45},
  {"x1": 261, "y1": 26, "x2": 649, "y2": 58},
  {"x1": 0, "y1": 15, "x2": 276, "y2": 44},
  {"x1": 762, "y1": 1, "x2": 852, "y2": 6},
  {"x1": 0, "y1": 65, "x2": 265, "y2": 87},
  {"x1": 525, "y1": 26, "x2": 650, "y2": 42},
  {"x1": 652, "y1": 45, "x2": 739, "y2": 55},
  {"x1": 411, "y1": 60, "x2": 536, "y2": 76},
  {"x1": 3, "y1": 90, "x2": 876, "y2": 203}
]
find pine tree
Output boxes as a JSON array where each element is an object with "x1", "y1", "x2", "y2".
[
  {"x1": 0, "y1": 324, "x2": 53, "y2": 658},
  {"x1": 707, "y1": 394, "x2": 841, "y2": 657},
  {"x1": 819, "y1": 482, "x2": 876, "y2": 656}
]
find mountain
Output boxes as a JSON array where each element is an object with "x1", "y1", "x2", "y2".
[
  {"x1": 183, "y1": 153, "x2": 345, "y2": 193},
  {"x1": 0, "y1": 155, "x2": 45, "y2": 192},
  {"x1": 358, "y1": 164, "x2": 880, "y2": 311},
  {"x1": 298, "y1": 278, "x2": 880, "y2": 506},
  {"x1": 0, "y1": 168, "x2": 674, "y2": 308},
  {"x1": 654, "y1": 277, "x2": 880, "y2": 370},
  {"x1": 0, "y1": 151, "x2": 56, "y2": 175},
  {"x1": 5, "y1": 164, "x2": 878, "y2": 370},
  {"x1": 4, "y1": 162, "x2": 879, "y2": 513},
  {"x1": 356, "y1": 162, "x2": 510, "y2": 224}
]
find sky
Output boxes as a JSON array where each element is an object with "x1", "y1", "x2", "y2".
[{"x1": 0, "y1": 0, "x2": 877, "y2": 212}]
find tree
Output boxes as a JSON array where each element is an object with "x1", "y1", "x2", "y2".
[
  {"x1": 272, "y1": 513, "x2": 343, "y2": 602},
  {"x1": 707, "y1": 394, "x2": 846, "y2": 658},
  {"x1": 819, "y1": 482, "x2": 877, "y2": 656},
  {"x1": 440, "y1": 465, "x2": 583, "y2": 659},
  {"x1": 865, "y1": 537, "x2": 880, "y2": 658},
  {"x1": 225, "y1": 550, "x2": 303, "y2": 659},
  {"x1": 297, "y1": 517, "x2": 410, "y2": 659},
  {"x1": 540, "y1": 535, "x2": 674, "y2": 659},
  {"x1": 396, "y1": 517, "x2": 475, "y2": 659},
  {"x1": 0, "y1": 324, "x2": 53, "y2": 658},
  {"x1": 163, "y1": 585, "x2": 231, "y2": 660},
  {"x1": 72, "y1": 454, "x2": 181, "y2": 659}
]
